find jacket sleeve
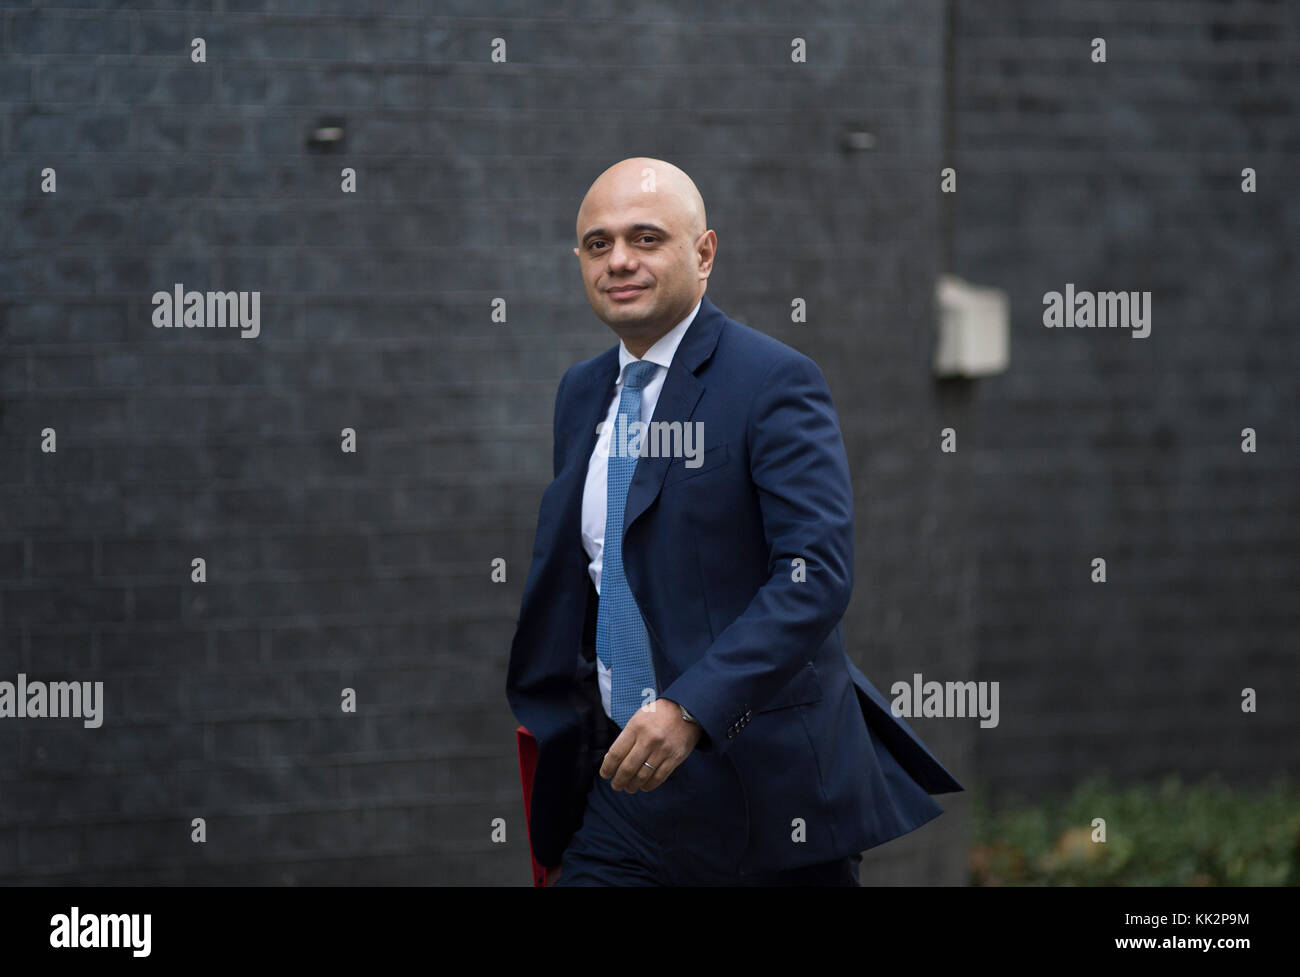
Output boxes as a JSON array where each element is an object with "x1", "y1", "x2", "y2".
[
  {"x1": 661, "y1": 352, "x2": 855, "y2": 754},
  {"x1": 552, "y1": 366, "x2": 574, "y2": 479}
]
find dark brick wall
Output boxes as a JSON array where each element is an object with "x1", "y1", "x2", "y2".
[
  {"x1": 0, "y1": 2, "x2": 973, "y2": 882},
  {"x1": 950, "y1": 0, "x2": 1300, "y2": 804}
]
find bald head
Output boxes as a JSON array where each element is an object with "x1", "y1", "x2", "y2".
[
  {"x1": 576, "y1": 157, "x2": 707, "y2": 243},
  {"x1": 573, "y1": 157, "x2": 717, "y2": 356}
]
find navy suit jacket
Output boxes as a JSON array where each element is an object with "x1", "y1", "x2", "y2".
[{"x1": 506, "y1": 293, "x2": 963, "y2": 873}]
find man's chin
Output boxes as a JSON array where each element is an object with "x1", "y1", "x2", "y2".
[{"x1": 600, "y1": 300, "x2": 656, "y2": 325}]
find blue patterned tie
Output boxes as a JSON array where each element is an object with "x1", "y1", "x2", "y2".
[{"x1": 597, "y1": 359, "x2": 661, "y2": 728}]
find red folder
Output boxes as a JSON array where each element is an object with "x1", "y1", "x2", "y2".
[{"x1": 515, "y1": 725, "x2": 550, "y2": 886}]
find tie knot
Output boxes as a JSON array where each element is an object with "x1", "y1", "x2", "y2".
[{"x1": 622, "y1": 359, "x2": 658, "y2": 391}]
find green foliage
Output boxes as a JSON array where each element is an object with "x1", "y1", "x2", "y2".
[{"x1": 970, "y1": 774, "x2": 1300, "y2": 885}]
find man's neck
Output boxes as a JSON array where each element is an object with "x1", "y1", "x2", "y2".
[
  {"x1": 618, "y1": 296, "x2": 698, "y2": 359},
  {"x1": 623, "y1": 331, "x2": 667, "y2": 360}
]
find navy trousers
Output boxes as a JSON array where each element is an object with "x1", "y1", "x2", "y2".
[{"x1": 553, "y1": 717, "x2": 862, "y2": 887}]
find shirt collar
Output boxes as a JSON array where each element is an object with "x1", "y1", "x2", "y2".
[{"x1": 616, "y1": 296, "x2": 703, "y2": 381}]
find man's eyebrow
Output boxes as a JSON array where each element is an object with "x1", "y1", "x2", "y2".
[{"x1": 580, "y1": 223, "x2": 668, "y2": 246}]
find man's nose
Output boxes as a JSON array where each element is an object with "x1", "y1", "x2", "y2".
[{"x1": 608, "y1": 238, "x2": 636, "y2": 270}]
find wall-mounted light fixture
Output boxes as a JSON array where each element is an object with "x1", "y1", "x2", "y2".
[
  {"x1": 841, "y1": 129, "x2": 878, "y2": 152},
  {"x1": 307, "y1": 117, "x2": 346, "y2": 151}
]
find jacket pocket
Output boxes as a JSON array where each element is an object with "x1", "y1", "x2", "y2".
[
  {"x1": 663, "y1": 441, "x2": 729, "y2": 486},
  {"x1": 757, "y1": 661, "x2": 823, "y2": 712}
]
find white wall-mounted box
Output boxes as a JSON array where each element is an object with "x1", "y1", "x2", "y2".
[{"x1": 934, "y1": 274, "x2": 1010, "y2": 377}]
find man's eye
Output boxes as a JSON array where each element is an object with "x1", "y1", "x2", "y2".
[{"x1": 587, "y1": 237, "x2": 654, "y2": 251}]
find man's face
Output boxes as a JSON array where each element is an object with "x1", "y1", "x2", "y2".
[{"x1": 573, "y1": 176, "x2": 712, "y2": 341}]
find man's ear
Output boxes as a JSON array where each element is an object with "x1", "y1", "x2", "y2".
[
  {"x1": 573, "y1": 247, "x2": 579, "y2": 257},
  {"x1": 696, "y1": 229, "x2": 717, "y2": 275}
]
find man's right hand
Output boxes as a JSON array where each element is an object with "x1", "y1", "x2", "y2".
[{"x1": 544, "y1": 864, "x2": 562, "y2": 885}]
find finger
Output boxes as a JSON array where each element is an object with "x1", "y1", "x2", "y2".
[
  {"x1": 600, "y1": 726, "x2": 634, "y2": 779},
  {"x1": 621, "y1": 755, "x2": 662, "y2": 794},
  {"x1": 616, "y1": 736, "x2": 675, "y2": 793},
  {"x1": 610, "y1": 737, "x2": 656, "y2": 791},
  {"x1": 634, "y1": 758, "x2": 664, "y2": 792},
  {"x1": 637, "y1": 750, "x2": 683, "y2": 792}
]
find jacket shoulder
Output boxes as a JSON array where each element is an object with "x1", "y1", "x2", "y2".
[
  {"x1": 712, "y1": 310, "x2": 826, "y2": 382},
  {"x1": 560, "y1": 344, "x2": 618, "y2": 389}
]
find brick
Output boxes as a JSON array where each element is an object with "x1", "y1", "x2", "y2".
[{"x1": 10, "y1": 12, "x2": 132, "y2": 56}]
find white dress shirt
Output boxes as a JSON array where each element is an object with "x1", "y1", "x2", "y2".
[{"x1": 581, "y1": 297, "x2": 703, "y2": 719}]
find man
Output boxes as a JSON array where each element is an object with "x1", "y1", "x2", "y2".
[{"x1": 506, "y1": 157, "x2": 962, "y2": 886}]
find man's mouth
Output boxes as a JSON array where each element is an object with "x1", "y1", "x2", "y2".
[{"x1": 607, "y1": 285, "x2": 646, "y2": 300}]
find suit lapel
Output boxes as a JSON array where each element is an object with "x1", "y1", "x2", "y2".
[
  {"x1": 622, "y1": 362, "x2": 704, "y2": 531},
  {"x1": 622, "y1": 296, "x2": 725, "y2": 534},
  {"x1": 566, "y1": 349, "x2": 618, "y2": 478}
]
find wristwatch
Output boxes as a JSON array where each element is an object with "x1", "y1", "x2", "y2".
[{"x1": 680, "y1": 705, "x2": 699, "y2": 724}]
